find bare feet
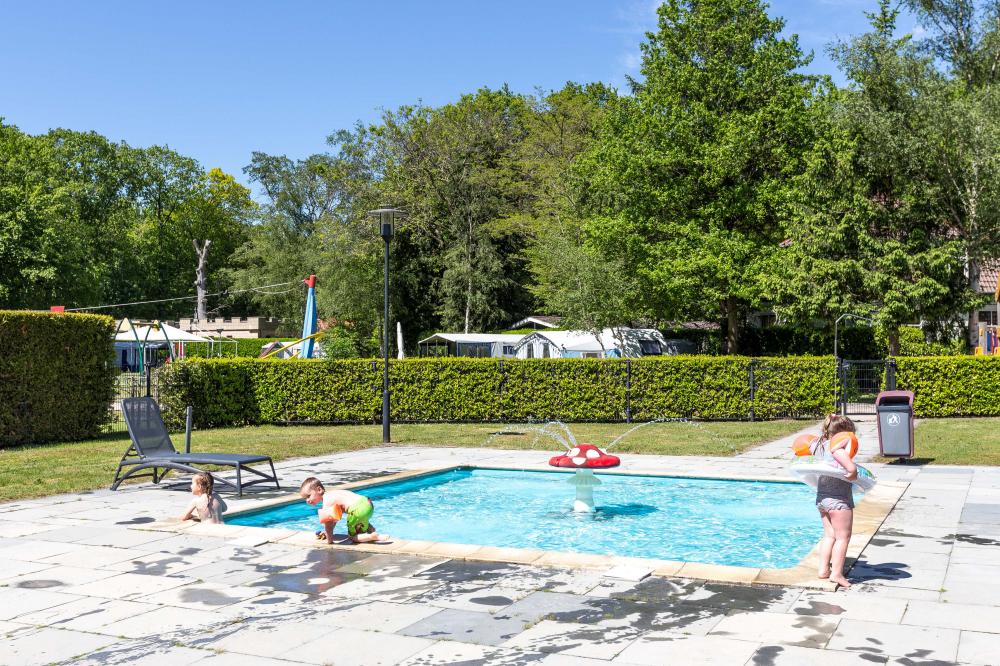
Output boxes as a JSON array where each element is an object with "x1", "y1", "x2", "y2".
[
  {"x1": 829, "y1": 575, "x2": 851, "y2": 588},
  {"x1": 818, "y1": 567, "x2": 831, "y2": 579}
]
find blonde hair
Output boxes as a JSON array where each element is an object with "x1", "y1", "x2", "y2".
[
  {"x1": 193, "y1": 472, "x2": 214, "y2": 495},
  {"x1": 820, "y1": 414, "x2": 856, "y2": 444},
  {"x1": 299, "y1": 476, "x2": 323, "y2": 493}
]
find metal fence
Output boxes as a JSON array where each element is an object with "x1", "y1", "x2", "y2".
[
  {"x1": 108, "y1": 358, "x2": 884, "y2": 430},
  {"x1": 837, "y1": 358, "x2": 896, "y2": 415},
  {"x1": 102, "y1": 368, "x2": 163, "y2": 434}
]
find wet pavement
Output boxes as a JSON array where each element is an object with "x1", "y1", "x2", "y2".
[{"x1": 1, "y1": 424, "x2": 999, "y2": 665}]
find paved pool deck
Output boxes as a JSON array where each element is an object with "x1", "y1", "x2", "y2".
[{"x1": 1, "y1": 421, "x2": 999, "y2": 665}]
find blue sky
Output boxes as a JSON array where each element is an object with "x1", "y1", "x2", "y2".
[{"x1": 1, "y1": 1, "x2": 921, "y2": 187}]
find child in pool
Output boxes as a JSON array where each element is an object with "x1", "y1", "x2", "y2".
[
  {"x1": 811, "y1": 414, "x2": 859, "y2": 588},
  {"x1": 299, "y1": 477, "x2": 386, "y2": 544},
  {"x1": 178, "y1": 472, "x2": 226, "y2": 524}
]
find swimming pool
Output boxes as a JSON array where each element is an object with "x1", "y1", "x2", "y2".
[{"x1": 229, "y1": 468, "x2": 821, "y2": 568}]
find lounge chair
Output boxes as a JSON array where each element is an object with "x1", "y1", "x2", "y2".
[{"x1": 111, "y1": 397, "x2": 279, "y2": 496}]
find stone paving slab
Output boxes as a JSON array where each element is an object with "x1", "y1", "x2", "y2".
[
  {"x1": 3, "y1": 435, "x2": 1000, "y2": 664},
  {"x1": 0, "y1": 626, "x2": 118, "y2": 666},
  {"x1": 826, "y1": 618, "x2": 961, "y2": 661}
]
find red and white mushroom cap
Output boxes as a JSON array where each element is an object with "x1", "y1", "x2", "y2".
[{"x1": 549, "y1": 444, "x2": 620, "y2": 469}]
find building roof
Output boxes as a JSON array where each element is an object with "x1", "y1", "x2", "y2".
[
  {"x1": 516, "y1": 328, "x2": 667, "y2": 355},
  {"x1": 980, "y1": 259, "x2": 999, "y2": 298},
  {"x1": 508, "y1": 315, "x2": 563, "y2": 329},
  {"x1": 418, "y1": 333, "x2": 525, "y2": 345}
]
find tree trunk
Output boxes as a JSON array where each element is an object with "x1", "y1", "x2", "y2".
[
  {"x1": 193, "y1": 239, "x2": 211, "y2": 323},
  {"x1": 725, "y1": 296, "x2": 740, "y2": 355},
  {"x1": 887, "y1": 328, "x2": 900, "y2": 356},
  {"x1": 968, "y1": 258, "x2": 981, "y2": 350}
]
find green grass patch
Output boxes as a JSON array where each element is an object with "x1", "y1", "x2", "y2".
[
  {"x1": 897, "y1": 418, "x2": 1000, "y2": 466},
  {"x1": 0, "y1": 420, "x2": 806, "y2": 502}
]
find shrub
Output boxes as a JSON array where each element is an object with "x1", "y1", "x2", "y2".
[
  {"x1": 159, "y1": 355, "x2": 837, "y2": 429},
  {"x1": 183, "y1": 338, "x2": 295, "y2": 359},
  {"x1": 896, "y1": 327, "x2": 965, "y2": 357},
  {"x1": 896, "y1": 356, "x2": 1000, "y2": 417},
  {"x1": 0, "y1": 310, "x2": 116, "y2": 445}
]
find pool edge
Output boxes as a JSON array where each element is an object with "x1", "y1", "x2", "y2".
[{"x1": 142, "y1": 464, "x2": 908, "y2": 591}]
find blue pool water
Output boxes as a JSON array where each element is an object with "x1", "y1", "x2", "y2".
[{"x1": 230, "y1": 468, "x2": 822, "y2": 568}]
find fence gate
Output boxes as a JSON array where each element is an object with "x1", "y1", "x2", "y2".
[{"x1": 837, "y1": 359, "x2": 896, "y2": 415}]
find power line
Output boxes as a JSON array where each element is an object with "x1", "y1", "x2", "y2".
[{"x1": 64, "y1": 281, "x2": 301, "y2": 312}]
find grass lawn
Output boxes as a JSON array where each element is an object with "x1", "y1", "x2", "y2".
[
  {"x1": 0, "y1": 420, "x2": 806, "y2": 502},
  {"x1": 900, "y1": 417, "x2": 1000, "y2": 466}
]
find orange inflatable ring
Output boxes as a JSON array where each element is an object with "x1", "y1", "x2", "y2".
[
  {"x1": 829, "y1": 431, "x2": 859, "y2": 459},
  {"x1": 791, "y1": 433, "x2": 817, "y2": 457},
  {"x1": 319, "y1": 505, "x2": 344, "y2": 525}
]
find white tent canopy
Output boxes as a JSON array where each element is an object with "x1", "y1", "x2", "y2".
[{"x1": 115, "y1": 323, "x2": 210, "y2": 344}]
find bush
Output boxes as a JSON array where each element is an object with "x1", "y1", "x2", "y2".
[
  {"x1": 896, "y1": 327, "x2": 965, "y2": 356},
  {"x1": 739, "y1": 326, "x2": 881, "y2": 358},
  {"x1": 159, "y1": 355, "x2": 837, "y2": 429},
  {"x1": 896, "y1": 356, "x2": 1000, "y2": 417},
  {"x1": 0, "y1": 310, "x2": 116, "y2": 445},
  {"x1": 183, "y1": 338, "x2": 295, "y2": 359}
]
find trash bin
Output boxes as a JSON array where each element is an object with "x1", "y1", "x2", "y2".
[{"x1": 876, "y1": 390, "x2": 915, "y2": 458}]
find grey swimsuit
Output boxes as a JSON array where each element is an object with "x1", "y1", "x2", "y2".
[{"x1": 815, "y1": 474, "x2": 854, "y2": 511}]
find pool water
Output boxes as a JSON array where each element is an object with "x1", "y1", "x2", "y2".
[{"x1": 230, "y1": 468, "x2": 822, "y2": 568}]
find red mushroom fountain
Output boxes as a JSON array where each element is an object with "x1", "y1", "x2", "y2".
[{"x1": 549, "y1": 444, "x2": 620, "y2": 513}]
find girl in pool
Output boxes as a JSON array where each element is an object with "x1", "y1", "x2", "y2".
[
  {"x1": 179, "y1": 472, "x2": 227, "y2": 524},
  {"x1": 811, "y1": 414, "x2": 858, "y2": 588}
]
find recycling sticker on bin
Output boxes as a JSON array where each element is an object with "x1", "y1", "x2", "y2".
[{"x1": 888, "y1": 414, "x2": 900, "y2": 426}]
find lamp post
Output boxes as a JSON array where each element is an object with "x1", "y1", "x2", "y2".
[
  {"x1": 369, "y1": 207, "x2": 405, "y2": 444},
  {"x1": 833, "y1": 313, "x2": 873, "y2": 361}
]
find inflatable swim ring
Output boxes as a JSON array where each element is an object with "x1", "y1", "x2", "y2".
[
  {"x1": 791, "y1": 433, "x2": 818, "y2": 457},
  {"x1": 829, "y1": 431, "x2": 859, "y2": 458},
  {"x1": 789, "y1": 456, "x2": 877, "y2": 493}
]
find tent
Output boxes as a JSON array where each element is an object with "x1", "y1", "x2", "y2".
[
  {"x1": 114, "y1": 323, "x2": 209, "y2": 344},
  {"x1": 114, "y1": 322, "x2": 209, "y2": 371}
]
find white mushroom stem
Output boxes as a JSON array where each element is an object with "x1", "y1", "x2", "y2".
[{"x1": 568, "y1": 468, "x2": 601, "y2": 513}]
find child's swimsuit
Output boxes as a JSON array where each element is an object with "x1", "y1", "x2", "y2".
[
  {"x1": 344, "y1": 497, "x2": 374, "y2": 537},
  {"x1": 811, "y1": 440, "x2": 855, "y2": 511},
  {"x1": 816, "y1": 476, "x2": 854, "y2": 511}
]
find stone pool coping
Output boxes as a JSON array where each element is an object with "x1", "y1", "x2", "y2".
[{"x1": 140, "y1": 464, "x2": 908, "y2": 592}]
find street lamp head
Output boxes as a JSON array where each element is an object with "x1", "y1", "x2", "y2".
[{"x1": 368, "y1": 207, "x2": 405, "y2": 240}]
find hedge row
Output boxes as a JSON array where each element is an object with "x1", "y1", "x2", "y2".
[
  {"x1": 182, "y1": 338, "x2": 295, "y2": 359},
  {"x1": 896, "y1": 356, "x2": 1000, "y2": 417},
  {"x1": 158, "y1": 356, "x2": 837, "y2": 429},
  {"x1": 0, "y1": 311, "x2": 116, "y2": 445}
]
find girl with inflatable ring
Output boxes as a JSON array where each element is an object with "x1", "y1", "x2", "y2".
[{"x1": 799, "y1": 414, "x2": 859, "y2": 588}]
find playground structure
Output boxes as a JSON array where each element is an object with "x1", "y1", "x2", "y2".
[
  {"x1": 975, "y1": 322, "x2": 1000, "y2": 355},
  {"x1": 260, "y1": 275, "x2": 322, "y2": 360}
]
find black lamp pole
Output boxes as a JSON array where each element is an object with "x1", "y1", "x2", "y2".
[{"x1": 370, "y1": 207, "x2": 404, "y2": 444}]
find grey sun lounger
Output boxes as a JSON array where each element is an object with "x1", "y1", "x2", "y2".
[{"x1": 111, "y1": 397, "x2": 279, "y2": 496}]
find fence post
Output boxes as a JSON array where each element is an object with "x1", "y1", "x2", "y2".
[
  {"x1": 839, "y1": 360, "x2": 849, "y2": 416},
  {"x1": 145, "y1": 363, "x2": 151, "y2": 398},
  {"x1": 185, "y1": 406, "x2": 193, "y2": 453},
  {"x1": 885, "y1": 357, "x2": 897, "y2": 390},
  {"x1": 625, "y1": 358, "x2": 632, "y2": 424},
  {"x1": 748, "y1": 360, "x2": 756, "y2": 422}
]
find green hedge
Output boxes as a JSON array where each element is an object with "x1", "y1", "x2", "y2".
[
  {"x1": 0, "y1": 310, "x2": 116, "y2": 445},
  {"x1": 159, "y1": 356, "x2": 837, "y2": 429},
  {"x1": 896, "y1": 356, "x2": 1000, "y2": 417},
  {"x1": 182, "y1": 338, "x2": 295, "y2": 359}
]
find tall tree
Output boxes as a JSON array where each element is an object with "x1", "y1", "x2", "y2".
[
  {"x1": 582, "y1": 0, "x2": 817, "y2": 352},
  {"x1": 379, "y1": 88, "x2": 535, "y2": 334},
  {"x1": 904, "y1": 0, "x2": 1000, "y2": 88},
  {"x1": 511, "y1": 84, "x2": 637, "y2": 338},
  {"x1": 771, "y1": 2, "x2": 978, "y2": 353}
]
